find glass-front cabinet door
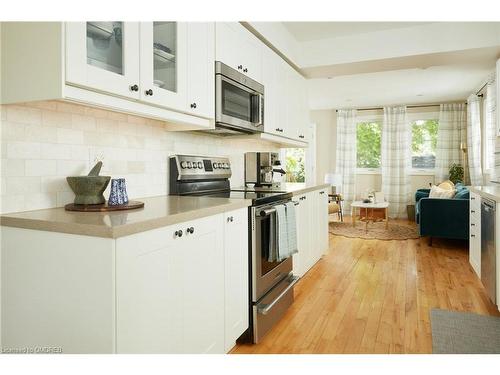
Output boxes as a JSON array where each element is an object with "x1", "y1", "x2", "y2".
[
  {"x1": 139, "y1": 22, "x2": 187, "y2": 111},
  {"x1": 66, "y1": 22, "x2": 140, "y2": 99}
]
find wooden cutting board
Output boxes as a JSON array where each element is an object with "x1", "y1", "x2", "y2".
[{"x1": 64, "y1": 201, "x2": 144, "y2": 212}]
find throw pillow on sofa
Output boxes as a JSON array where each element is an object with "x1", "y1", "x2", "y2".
[
  {"x1": 438, "y1": 180, "x2": 455, "y2": 191},
  {"x1": 429, "y1": 184, "x2": 456, "y2": 199}
]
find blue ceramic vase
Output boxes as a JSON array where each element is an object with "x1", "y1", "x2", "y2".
[{"x1": 108, "y1": 178, "x2": 129, "y2": 206}]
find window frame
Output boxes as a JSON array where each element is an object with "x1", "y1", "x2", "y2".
[
  {"x1": 408, "y1": 111, "x2": 440, "y2": 175},
  {"x1": 355, "y1": 113, "x2": 383, "y2": 174}
]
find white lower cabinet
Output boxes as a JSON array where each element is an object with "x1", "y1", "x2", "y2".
[
  {"x1": 292, "y1": 188, "x2": 330, "y2": 278},
  {"x1": 469, "y1": 192, "x2": 481, "y2": 277},
  {"x1": 223, "y1": 208, "x2": 249, "y2": 352},
  {"x1": 116, "y1": 214, "x2": 224, "y2": 353},
  {"x1": 1, "y1": 210, "x2": 249, "y2": 354}
]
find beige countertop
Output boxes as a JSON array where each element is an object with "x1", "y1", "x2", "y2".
[
  {"x1": 278, "y1": 182, "x2": 331, "y2": 196},
  {"x1": 234, "y1": 182, "x2": 331, "y2": 196},
  {"x1": 469, "y1": 185, "x2": 500, "y2": 202},
  {"x1": 0, "y1": 195, "x2": 252, "y2": 239}
]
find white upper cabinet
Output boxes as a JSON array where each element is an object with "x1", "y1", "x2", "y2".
[
  {"x1": 215, "y1": 22, "x2": 262, "y2": 82},
  {"x1": 66, "y1": 22, "x2": 141, "y2": 99},
  {"x1": 3, "y1": 22, "x2": 214, "y2": 129},
  {"x1": 297, "y1": 75, "x2": 310, "y2": 142},
  {"x1": 186, "y1": 22, "x2": 215, "y2": 119},
  {"x1": 139, "y1": 22, "x2": 187, "y2": 112},
  {"x1": 262, "y1": 46, "x2": 279, "y2": 136},
  {"x1": 261, "y1": 43, "x2": 308, "y2": 144}
]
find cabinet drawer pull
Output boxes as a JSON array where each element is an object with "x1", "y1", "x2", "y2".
[
  {"x1": 471, "y1": 223, "x2": 475, "y2": 226},
  {"x1": 227, "y1": 216, "x2": 234, "y2": 223},
  {"x1": 187, "y1": 227, "x2": 194, "y2": 234},
  {"x1": 471, "y1": 210, "x2": 475, "y2": 213},
  {"x1": 190, "y1": 102, "x2": 197, "y2": 109},
  {"x1": 145, "y1": 89, "x2": 154, "y2": 96},
  {"x1": 243, "y1": 68, "x2": 248, "y2": 73},
  {"x1": 471, "y1": 234, "x2": 476, "y2": 237},
  {"x1": 175, "y1": 230, "x2": 183, "y2": 238},
  {"x1": 129, "y1": 84, "x2": 139, "y2": 92},
  {"x1": 237, "y1": 65, "x2": 243, "y2": 70},
  {"x1": 294, "y1": 202, "x2": 300, "y2": 206}
]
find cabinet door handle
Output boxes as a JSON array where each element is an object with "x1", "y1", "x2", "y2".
[
  {"x1": 145, "y1": 89, "x2": 154, "y2": 96},
  {"x1": 471, "y1": 223, "x2": 476, "y2": 226},
  {"x1": 227, "y1": 216, "x2": 234, "y2": 223},
  {"x1": 187, "y1": 227, "x2": 194, "y2": 234},
  {"x1": 294, "y1": 202, "x2": 300, "y2": 206},
  {"x1": 237, "y1": 65, "x2": 243, "y2": 70},
  {"x1": 190, "y1": 103, "x2": 197, "y2": 109},
  {"x1": 471, "y1": 234, "x2": 476, "y2": 237},
  {"x1": 130, "y1": 84, "x2": 139, "y2": 92},
  {"x1": 243, "y1": 67, "x2": 248, "y2": 73},
  {"x1": 319, "y1": 191, "x2": 325, "y2": 195},
  {"x1": 471, "y1": 210, "x2": 475, "y2": 213},
  {"x1": 175, "y1": 230, "x2": 183, "y2": 238}
]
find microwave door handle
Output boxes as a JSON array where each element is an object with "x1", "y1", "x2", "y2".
[
  {"x1": 257, "y1": 93, "x2": 263, "y2": 126},
  {"x1": 251, "y1": 93, "x2": 263, "y2": 125}
]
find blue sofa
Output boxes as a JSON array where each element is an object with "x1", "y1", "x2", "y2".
[{"x1": 415, "y1": 183, "x2": 470, "y2": 244}]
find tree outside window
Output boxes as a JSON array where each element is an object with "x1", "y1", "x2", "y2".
[
  {"x1": 411, "y1": 119, "x2": 438, "y2": 169},
  {"x1": 356, "y1": 122, "x2": 382, "y2": 169},
  {"x1": 284, "y1": 148, "x2": 305, "y2": 182}
]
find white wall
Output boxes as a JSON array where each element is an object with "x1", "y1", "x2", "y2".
[
  {"x1": 0, "y1": 101, "x2": 279, "y2": 214},
  {"x1": 310, "y1": 110, "x2": 336, "y2": 184}
]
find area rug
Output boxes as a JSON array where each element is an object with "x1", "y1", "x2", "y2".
[
  {"x1": 430, "y1": 309, "x2": 500, "y2": 353},
  {"x1": 329, "y1": 220, "x2": 419, "y2": 240}
]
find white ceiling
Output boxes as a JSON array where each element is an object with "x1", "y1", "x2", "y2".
[
  {"x1": 255, "y1": 22, "x2": 500, "y2": 109},
  {"x1": 282, "y1": 22, "x2": 432, "y2": 42},
  {"x1": 307, "y1": 64, "x2": 494, "y2": 110}
]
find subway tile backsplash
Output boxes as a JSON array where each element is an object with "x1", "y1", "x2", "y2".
[{"x1": 0, "y1": 101, "x2": 279, "y2": 213}]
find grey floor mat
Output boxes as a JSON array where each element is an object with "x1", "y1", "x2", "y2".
[{"x1": 431, "y1": 308, "x2": 500, "y2": 354}]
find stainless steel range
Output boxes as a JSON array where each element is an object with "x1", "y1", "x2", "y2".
[{"x1": 169, "y1": 154, "x2": 299, "y2": 343}]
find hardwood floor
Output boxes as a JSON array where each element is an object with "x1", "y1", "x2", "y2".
[{"x1": 233, "y1": 221, "x2": 500, "y2": 354}]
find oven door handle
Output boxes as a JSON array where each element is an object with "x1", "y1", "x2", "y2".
[
  {"x1": 257, "y1": 275, "x2": 300, "y2": 315},
  {"x1": 257, "y1": 207, "x2": 276, "y2": 217}
]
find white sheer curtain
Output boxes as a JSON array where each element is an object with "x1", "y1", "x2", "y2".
[
  {"x1": 467, "y1": 94, "x2": 483, "y2": 185},
  {"x1": 486, "y1": 76, "x2": 497, "y2": 182},
  {"x1": 435, "y1": 103, "x2": 467, "y2": 182},
  {"x1": 335, "y1": 109, "x2": 357, "y2": 213},
  {"x1": 381, "y1": 106, "x2": 411, "y2": 219}
]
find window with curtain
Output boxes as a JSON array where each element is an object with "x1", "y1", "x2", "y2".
[{"x1": 411, "y1": 119, "x2": 439, "y2": 169}]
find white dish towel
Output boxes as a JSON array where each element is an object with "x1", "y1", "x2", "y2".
[
  {"x1": 275, "y1": 204, "x2": 289, "y2": 261},
  {"x1": 284, "y1": 201, "x2": 298, "y2": 259}
]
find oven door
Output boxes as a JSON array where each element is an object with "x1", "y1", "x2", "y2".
[
  {"x1": 251, "y1": 203, "x2": 293, "y2": 302},
  {"x1": 216, "y1": 74, "x2": 263, "y2": 133}
]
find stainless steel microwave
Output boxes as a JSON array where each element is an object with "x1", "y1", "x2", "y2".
[{"x1": 213, "y1": 61, "x2": 264, "y2": 135}]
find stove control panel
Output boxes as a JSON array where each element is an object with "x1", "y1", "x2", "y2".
[{"x1": 170, "y1": 155, "x2": 232, "y2": 180}]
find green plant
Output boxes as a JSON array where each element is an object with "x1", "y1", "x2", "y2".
[
  {"x1": 448, "y1": 163, "x2": 464, "y2": 184},
  {"x1": 285, "y1": 148, "x2": 305, "y2": 182}
]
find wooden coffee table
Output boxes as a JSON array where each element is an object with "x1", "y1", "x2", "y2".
[{"x1": 351, "y1": 201, "x2": 389, "y2": 232}]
